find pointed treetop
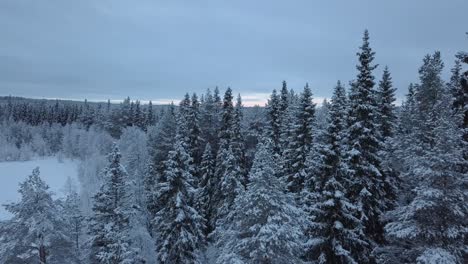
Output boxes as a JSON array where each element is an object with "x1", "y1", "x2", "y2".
[
  {"x1": 108, "y1": 143, "x2": 122, "y2": 164},
  {"x1": 355, "y1": 30, "x2": 378, "y2": 84},
  {"x1": 235, "y1": 93, "x2": 242, "y2": 108}
]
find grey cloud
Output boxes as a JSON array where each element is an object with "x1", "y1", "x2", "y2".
[{"x1": 0, "y1": 0, "x2": 466, "y2": 103}]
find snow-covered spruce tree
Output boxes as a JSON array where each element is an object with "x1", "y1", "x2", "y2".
[
  {"x1": 376, "y1": 66, "x2": 399, "y2": 212},
  {"x1": 152, "y1": 122, "x2": 205, "y2": 263},
  {"x1": 397, "y1": 52, "x2": 445, "y2": 172},
  {"x1": 451, "y1": 52, "x2": 468, "y2": 160},
  {"x1": 79, "y1": 99, "x2": 96, "y2": 129},
  {"x1": 216, "y1": 139, "x2": 306, "y2": 264},
  {"x1": 448, "y1": 60, "x2": 463, "y2": 113},
  {"x1": 179, "y1": 93, "x2": 192, "y2": 124},
  {"x1": 200, "y1": 88, "x2": 221, "y2": 154},
  {"x1": 218, "y1": 87, "x2": 235, "y2": 148},
  {"x1": 266, "y1": 88, "x2": 282, "y2": 154},
  {"x1": 304, "y1": 81, "x2": 348, "y2": 194},
  {"x1": 346, "y1": 30, "x2": 385, "y2": 244},
  {"x1": 382, "y1": 52, "x2": 468, "y2": 263},
  {"x1": 393, "y1": 84, "x2": 418, "y2": 177},
  {"x1": 119, "y1": 126, "x2": 149, "y2": 207},
  {"x1": 213, "y1": 145, "x2": 245, "y2": 228},
  {"x1": 189, "y1": 93, "x2": 203, "y2": 167},
  {"x1": 278, "y1": 80, "x2": 291, "y2": 150},
  {"x1": 243, "y1": 104, "x2": 267, "y2": 171},
  {"x1": 376, "y1": 66, "x2": 397, "y2": 140},
  {"x1": 303, "y1": 81, "x2": 372, "y2": 264},
  {"x1": 62, "y1": 190, "x2": 84, "y2": 263},
  {"x1": 232, "y1": 94, "x2": 247, "y2": 183},
  {"x1": 279, "y1": 88, "x2": 298, "y2": 176},
  {"x1": 214, "y1": 86, "x2": 223, "y2": 107},
  {"x1": 145, "y1": 100, "x2": 156, "y2": 129},
  {"x1": 210, "y1": 88, "x2": 245, "y2": 230},
  {"x1": 133, "y1": 100, "x2": 145, "y2": 130},
  {"x1": 88, "y1": 144, "x2": 138, "y2": 263},
  {"x1": 198, "y1": 143, "x2": 216, "y2": 235},
  {"x1": 283, "y1": 83, "x2": 316, "y2": 194},
  {"x1": 176, "y1": 95, "x2": 204, "y2": 187},
  {"x1": 279, "y1": 80, "x2": 289, "y2": 113},
  {"x1": 315, "y1": 98, "x2": 331, "y2": 133},
  {"x1": 414, "y1": 52, "x2": 445, "y2": 114},
  {"x1": 385, "y1": 99, "x2": 468, "y2": 263},
  {"x1": 145, "y1": 103, "x2": 176, "y2": 221},
  {"x1": 0, "y1": 167, "x2": 74, "y2": 264},
  {"x1": 118, "y1": 127, "x2": 156, "y2": 263}
]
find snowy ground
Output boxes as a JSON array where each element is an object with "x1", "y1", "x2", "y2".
[{"x1": 0, "y1": 157, "x2": 79, "y2": 220}]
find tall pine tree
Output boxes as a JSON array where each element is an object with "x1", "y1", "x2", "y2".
[
  {"x1": 216, "y1": 140, "x2": 305, "y2": 264},
  {"x1": 283, "y1": 83, "x2": 316, "y2": 194},
  {"x1": 145, "y1": 103, "x2": 177, "y2": 221},
  {"x1": 303, "y1": 81, "x2": 371, "y2": 264},
  {"x1": 152, "y1": 121, "x2": 205, "y2": 263},
  {"x1": 266, "y1": 88, "x2": 282, "y2": 154},
  {"x1": 0, "y1": 168, "x2": 74, "y2": 264},
  {"x1": 88, "y1": 145, "x2": 137, "y2": 263},
  {"x1": 376, "y1": 66, "x2": 397, "y2": 140},
  {"x1": 346, "y1": 30, "x2": 385, "y2": 244}
]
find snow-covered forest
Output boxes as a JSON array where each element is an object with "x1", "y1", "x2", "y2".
[{"x1": 0, "y1": 31, "x2": 467, "y2": 263}]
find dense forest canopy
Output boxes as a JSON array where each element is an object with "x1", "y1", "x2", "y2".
[{"x1": 0, "y1": 31, "x2": 467, "y2": 264}]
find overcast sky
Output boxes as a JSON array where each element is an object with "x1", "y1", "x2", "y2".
[{"x1": 0, "y1": 0, "x2": 466, "y2": 105}]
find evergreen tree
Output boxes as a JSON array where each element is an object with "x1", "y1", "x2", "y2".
[
  {"x1": 133, "y1": 100, "x2": 145, "y2": 130},
  {"x1": 79, "y1": 99, "x2": 95, "y2": 129},
  {"x1": 200, "y1": 88, "x2": 220, "y2": 154},
  {"x1": 283, "y1": 83, "x2": 316, "y2": 194},
  {"x1": 382, "y1": 51, "x2": 468, "y2": 263},
  {"x1": 118, "y1": 127, "x2": 156, "y2": 263},
  {"x1": 218, "y1": 87, "x2": 235, "y2": 148},
  {"x1": 452, "y1": 52, "x2": 468, "y2": 160},
  {"x1": 278, "y1": 80, "x2": 291, "y2": 150},
  {"x1": 315, "y1": 99, "x2": 331, "y2": 132},
  {"x1": 121, "y1": 97, "x2": 133, "y2": 127},
  {"x1": 385, "y1": 100, "x2": 467, "y2": 263},
  {"x1": 395, "y1": 84, "x2": 418, "y2": 149},
  {"x1": 448, "y1": 60, "x2": 463, "y2": 111},
  {"x1": 145, "y1": 103, "x2": 177, "y2": 220},
  {"x1": 213, "y1": 145, "x2": 245, "y2": 228},
  {"x1": 231, "y1": 94, "x2": 247, "y2": 183},
  {"x1": 279, "y1": 89, "x2": 297, "y2": 176},
  {"x1": 346, "y1": 30, "x2": 385, "y2": 244},
  {"x1": 179, "y1": 93, "x2": 192, "y2": 123},
  {"x1": 0, "y1": 168, "x2": 73, "y2": 264},
  {"x1": 376, "y1": 66, "x2": 397, "y2": 140},
  {"x1": 119, "y1": 127, "x2": 149, "y2": 207},
  {"x1": 376, "y1": 66, "x2": 399, "y2": 212},
  {"x1": 152, "y1": 124, "x2": 205, "y2": 263},
  {"x1": 63, "y1": 190, "x2": 84, "y2": 263},
  {"x1": 189, "y1": 93, "x2": 203, "y2": 167},
  {"x1": 303, "y1": 81, "x2": 371, "y2": 263},
  {"x1": 279, "y1": 80, "x2": 289, "y2": 113},
  {"x1": 216, "y1": 140, "x2": 305, "y2": 264},
  {"x1": 88, "y1": 145, "x2": 137, "y2": 263},
  {"x1": 146, "y1": 100, "x2": 156, "y2": 129},
  {"x1": 415, "y1": 52, "x2": 445, "y2": 113},
  {"x1": 129, "y1": 101, "x2": 135, "y2": 126},
  {"x1": 266, "y1": 88, "x2": 282, "y2": 154},
  {"x1": 198, "y1": 143, "x2": 216, "y2": 235},
  {"x1": 214, "y1": 86, "x2": 222, "y2": 108},
  {"x1": 408, "y1": 52, "x2": 446, "y2": 159},
  {"x1": 209, "y1": 89, "x2": 247, "y2": 230}
]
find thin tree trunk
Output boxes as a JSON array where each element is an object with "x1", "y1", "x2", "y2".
[{"x1": 39, "y1": 244, "x2": 46, "y2": 264}]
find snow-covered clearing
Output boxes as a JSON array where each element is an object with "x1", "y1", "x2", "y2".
[{"x1": 0, "y1": 157, "x2": 79, "y2": 220}]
